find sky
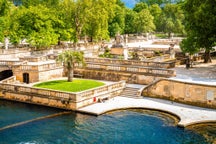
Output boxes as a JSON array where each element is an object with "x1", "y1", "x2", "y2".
[{"x1": 122, "y1": 0, "x2": 137, "y2": 8}]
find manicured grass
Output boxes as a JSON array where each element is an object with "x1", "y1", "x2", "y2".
[{"x1": 33, "y1": 79, "x2": 105, "y2": 92}]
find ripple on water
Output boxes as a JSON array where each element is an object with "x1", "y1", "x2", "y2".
[{"x1": 0, "y1": 101, "x2": 214, "y2": 144}]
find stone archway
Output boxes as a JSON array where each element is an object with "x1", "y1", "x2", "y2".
[
  {"x1": 0, "y1": 70, "x2": 13, "y2": 81},
  {"x1": 23, "y1": 73, "x2": 29, "y2": 84}
]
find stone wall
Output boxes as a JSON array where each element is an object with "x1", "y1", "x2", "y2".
[
  {"x1": 0, "y1": 81, "x2": 125, "y2": 110},
  {"x1": 13, "y1": 63, "x2": 63, "y2": 83},
  {"x1": 142, "y1": 79, "x2": 216, "y2": 109},
  {"x1": 74, "y1": 69, "x2": 164, "y2": 85},
  {"x1": 85, "y1": 57, "x2": 175, "y2": 68}
]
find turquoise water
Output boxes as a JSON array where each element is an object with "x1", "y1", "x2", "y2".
[{"x1": 0, "y1": 100, "x2": 214, "y2": 144}]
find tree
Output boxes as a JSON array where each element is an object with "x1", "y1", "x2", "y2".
[
  {"x1": 108, "y1": 0, "x2": 126, "y2": 37},
  {"x1": 9, "y1": 5, "x2": 59, "y2": 49},
  {"x1": 56, "y1": 50, "x2": 85, "y2": 82},
  {"x1": 0, "y1": 0, "x2": 15, "y2": 48},
  {"x1": 136, "y1": 0, "x2": 183, "y2": 6},
  {"x1": 183, "y1": 0, "x2": 216, "y2": 63},
  {"x1": 133, "y1": 2, "x2": 148, "y2": 12},
  {"x1": 159, "y1": 4, "x2": 185, "y2": 37},
  {"x1": 180, "y1": 35, "x2": 199, "y2": 55},
  {"x1": 134, "y1": 9, "x2": 155, "y2": 34},
  {"x1": 124, "y1": 8, "x2": 137, "y2": 34},
  {"x1": 83, "y1": 0, "x2": 113, "y2": 42},
  {"x1": 149, "y1": 4, "x2": 162, "y2": 32}
]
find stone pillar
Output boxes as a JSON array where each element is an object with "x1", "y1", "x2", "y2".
[
  {"x1": 146, "y1": 33, "x2": 149, "y2": 41},
  {"x1": 170, "y1": 33, "x2": 174, "y2": 40},
  {"x1": 123, "y1": 46, "x2": 128, "y2": 60},
  {"x1": 4, "y1": 37, "x2": 9, "y2": 50}
]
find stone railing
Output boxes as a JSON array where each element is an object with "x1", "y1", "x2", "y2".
[
  {"x1": 76, "y1": 80, "x2": 125, "y2": 101},
  {"x1": 81, "y1": 63, "x2": 175, "y2": 77},
  {"x1": 0, "y1": 80, "x2": 125, "y2": 109},
  {"x1": 0, "y1": 48, "x2": 29, "y2": 54},
  {"x1": 0, "y1": 83, "x2": 76, "y2": 100},
  {"x1": 84, "y1": 57, "x2": 175, "y2": 68},
  {"x1": 1, "y1": 76, "x2": 17, "y2": 84},
  {"x1": 19, "y1": 56, "x2": 47, "y2": 62},
  {"x1": 16, "y1": 63, "x2": 63, "y2": 71},
  {"x1": 0, "y1": 49, "x2": 31, "y2": 59},
  {"x1": 0, "y1": 60, "x2": 21, "y2": 66}
]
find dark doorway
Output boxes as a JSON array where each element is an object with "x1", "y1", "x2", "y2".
[
  {"x1": 23, "y1": 73, "x2": 29, "y2": 84},
  {"x1": 0, "y1": 70, "x2": 13, "y2": 81}
]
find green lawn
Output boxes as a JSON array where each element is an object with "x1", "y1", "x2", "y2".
[{"x1": 33, "y1": 79, "x2": 105, "y2": 92}]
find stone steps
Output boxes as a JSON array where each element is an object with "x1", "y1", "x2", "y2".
[{"x1": 120, "y1": 87, "x2": 143, "y2": 99}]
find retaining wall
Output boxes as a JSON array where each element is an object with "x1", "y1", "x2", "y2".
[
  {"x1": 142, "y1": 79, "x2": 216, "y2": 109},
  {"x1": 0, "y1": 79, "x2": 125, "y2": 110}
]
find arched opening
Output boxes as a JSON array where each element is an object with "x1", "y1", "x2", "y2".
[
  {"x1": 0, "y1": 70, "x2": 13, "y2": 81},
  {"x1": 23, "y1": 73, "x2": 29, "y2": 84}
]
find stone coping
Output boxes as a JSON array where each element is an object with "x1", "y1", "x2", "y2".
[{"x1": 77, "y1": 96, "x2": 216, "y2": 127}]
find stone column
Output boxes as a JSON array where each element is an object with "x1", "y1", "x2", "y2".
[
  {"x1": 146, "y1": 33, "x2": 149, "y2": 41},
  {"x1": 123, "y1": 46, "x2": 128, "y2": 60},
  {"x1": 4, "y1": 37, "x2": 9, "y2": 50}
]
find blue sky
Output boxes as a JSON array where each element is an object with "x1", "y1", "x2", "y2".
[{"x1": 122, "y1": 0, "x2": 137, "y2": 8}]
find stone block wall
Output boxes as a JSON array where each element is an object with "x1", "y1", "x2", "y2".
[
  {"x1": 13, "y1": 67, "x2": 63, "y2": 83},
  {"x1": 0, "y1": 81, "x2": 125, "y2": 110},
  {"x1": 74, "y1": 69, "x2": 164, "y2": 85},
  {"x1": 142, "y1": 79, "x2": 216, "y2": 109}
]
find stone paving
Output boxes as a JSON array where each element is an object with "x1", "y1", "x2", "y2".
[
  {"x1": 172, "y1": 59, "x2": 216, "y2": 85},
  {"x1": 78, "y1": 59, "x2": 216, "y2": 127},
  {"x1": 78, "y1": 96, "x2": 216, "y2": 127}
]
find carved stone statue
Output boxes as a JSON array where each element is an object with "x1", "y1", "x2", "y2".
[{"x1": 112, "y1": 32, "x2": 124, "y2": 48}]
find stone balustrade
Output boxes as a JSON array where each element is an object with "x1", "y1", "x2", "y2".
[
  {"x1": 15, "y1": 63, "x2": 63, "y2": 71},
  {"x1": 0, "y1": 60, "x2": 20, "y2": 66},
  {"x1": 82, "y1": 63, "x2": 175, "y2": 77},
  {"x1": 84, "y1": 57, "x2": 175, "y2": 68},
  {"x1": 0, "y1": 80, "x2": 125, "y2": 110},
  {"x1": 1, "y1": 76, "x2": 17, "y2": 84}
]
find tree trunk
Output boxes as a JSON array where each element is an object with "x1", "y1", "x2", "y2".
[
  {"x1": 203, "y1": 50, "x2": 212, "y2": 63},
  {"x1": 168, "y1": 32, "x2": 171, "y2": 39},
  {"x1": 90, "y1": 36, "x2": 93, "y2": 42},
  {"x1": 58, "y1": 37, "x2": 61, "y2": 45},
  {"x1": 67, "y1": 68, "x2": 73, "y2": 82}
]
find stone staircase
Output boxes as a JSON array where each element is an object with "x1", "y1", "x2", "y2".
[{"x1": 119, "y1": 87, "x2": 143, "y2": 99}]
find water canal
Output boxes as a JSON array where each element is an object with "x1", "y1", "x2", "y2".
[{"x1": 0, "y1": 100, "x2": 215, "y2": 144}]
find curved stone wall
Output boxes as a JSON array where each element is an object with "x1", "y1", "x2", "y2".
[{"x1": 142, "y1": 79, "x2": 216, "y2": 109}]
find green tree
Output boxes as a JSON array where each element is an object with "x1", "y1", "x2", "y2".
[
  {"x1": 0, "y1": 0, "x2": 15, "y2": 48},
  {"x1": 56, "y1": 50, "x2": 85, "y2": 82},
  {"x1": 183, "y1": 0, "x2": 216, "y2": 63},
  {"x1": 83, "y1": 0, "x2": 114, "y2": 42},
  {"x1": 133, "y1": 2, "x2": 148, "y2": 12},
  {"x1": 159, "y1": 4, "x2": 185, "y2": 37},
  {"x1": 9, "y1": 5, "x2": 59, "y2": 49},
  {"x1": 108, "y1": 0, "x2": 126, "y2": 37},
  {"x1": 136, "y1": 0, "x2": 183, "y2": 6},
  {"x1": 20, "y1": 0, "x2": 60, "y2": 8},
  {"x1": 149, "y1": 4, "x2": 162, "y2": 32},
  {"x1": 124, "y1": 8, "x2": 137, "y2": 34},
  {"x1": 180, "y1": 35, "x2": 199, "y2": 55},
  {"x1": 134, "y1": 9, "x2": 155, "y2": 34}
]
